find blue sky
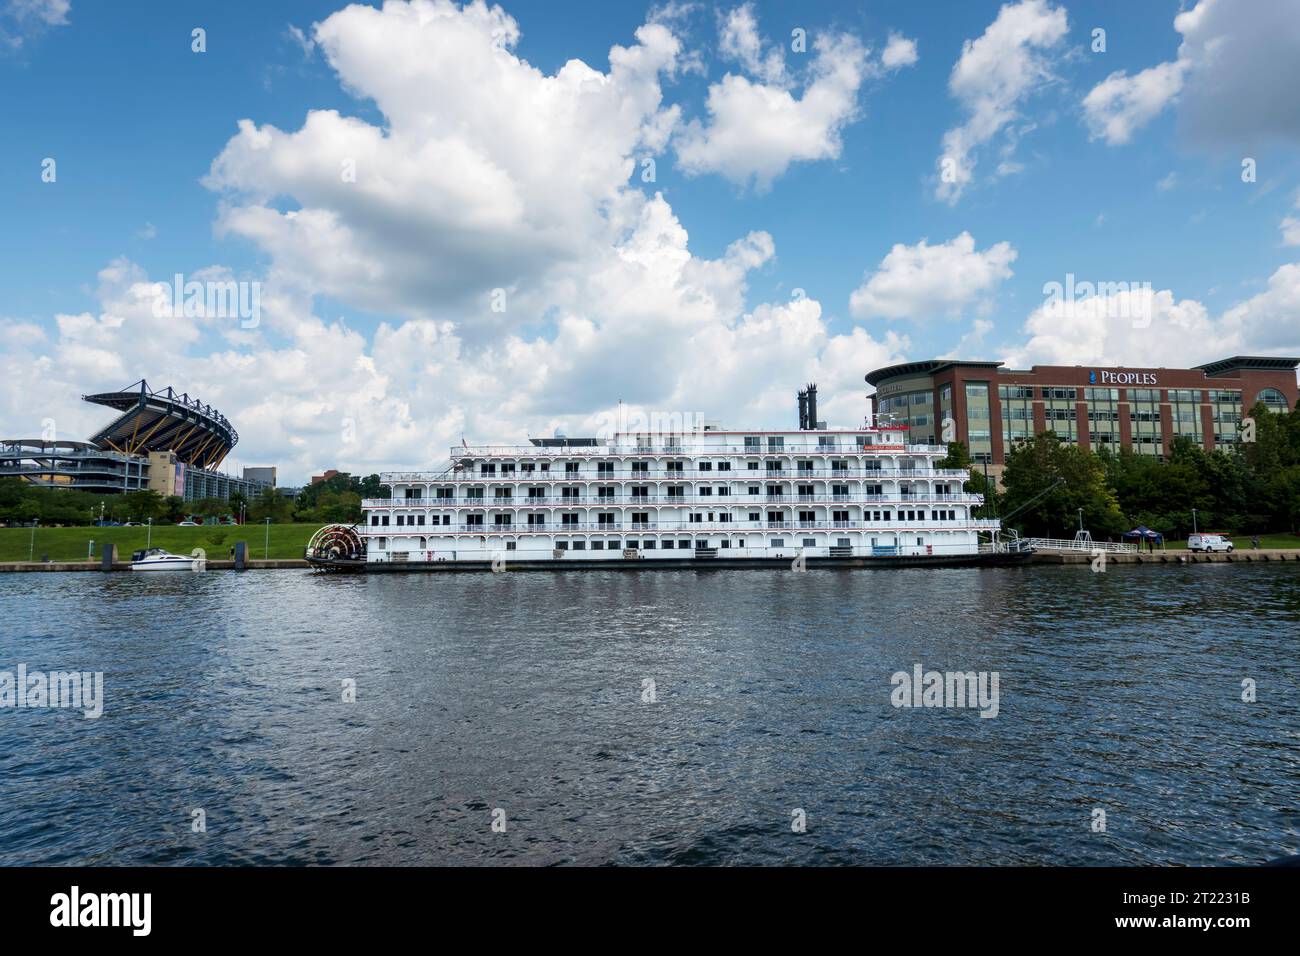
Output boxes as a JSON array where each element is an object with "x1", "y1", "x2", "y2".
[{"x1": 2, "y1": 0, "x2": 1299, "y2": 480}]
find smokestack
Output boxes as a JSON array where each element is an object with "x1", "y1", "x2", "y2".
[
  {"x1": 806, "y1": 383, "x2": 818, "y2": 431},
  {"x1": 797, "y1": 387, "x2": 809, "y2": 430}
]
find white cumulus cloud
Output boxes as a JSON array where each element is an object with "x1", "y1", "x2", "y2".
[
  {"x1": 1082, "y1": 0, "x2": 1300, "y2": 147},
  {"x1": 881, "y1": 33, "x2": 918, "y2": 71},
  {"x1": 674, "y1": 5, "x2": 876, "y2": 190},
  {"x1": 1, "y1": 0, "x2": 69, "y2": 49},
  {"x1": 1006, "y1": 262, "x2": 1300, "y2": 368},
  {"x1": 8, "y1": 0, "x2": 912, "y2": 481},
  {"x1": 7, "y1": 0, "x2": 68, "y2": 25},
  {"x1": 934, "y1": 0, "x2": 1068, "y2": 204},
  {"x1": 849, "y1": 232, "x2": 1018, "y2": 321},
  {"x1": 1280, "y1": 194, "x2": 1300, "y2": 246}
]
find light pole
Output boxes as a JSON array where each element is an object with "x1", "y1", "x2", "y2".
[
  {"x1": 1191, "y1": 508, "x2": 1198, "y2": 535},
  {"x1": 146, "y1": 517, "x2": 152, "y2": 549},
  {"x1": 264, "y1": 517, "x2": 271, "y2": 559},
  {"x1": 1077, "y1": 508, "x2": 1084, "y2": 533},
  {"x1": 29, "y1": 519, "x2": 38, "y2": 562},
  {"x1": 99, "y1": 501, "x2": 105, "y2": 525}
]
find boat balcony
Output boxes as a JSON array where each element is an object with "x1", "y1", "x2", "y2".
[
  {"x1": 442, "y1": 438, "x2": 941, "y2": 460},
  {"x1": 365, "y1": 491, "x2": 983, "y2": 508},
  {"x1": 383, "y1": 467, "x2": 969, "y2": 485},
  {"x1": 369, "y1": 517, "x2": 1001, "y2": 536}
]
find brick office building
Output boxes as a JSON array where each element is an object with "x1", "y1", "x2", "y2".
[{"x1": 866, "y1": 356, "x2": 1298, "y2": 473}]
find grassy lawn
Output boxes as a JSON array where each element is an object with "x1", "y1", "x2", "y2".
[
  {"x1": 1162, "y1": 532, "x2": 1300, "y2": 550},
  {"x1": 0, "y1": 522, "x2": 324, "y2": 562}
]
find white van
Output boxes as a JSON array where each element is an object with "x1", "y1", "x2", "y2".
[{"x1": 1188, "y1": 533, "x2": 1233, "y2": 553}]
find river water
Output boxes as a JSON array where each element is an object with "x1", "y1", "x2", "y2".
[{"x1": 1, "y1": 564, "x2": 1297, "y2": 865}]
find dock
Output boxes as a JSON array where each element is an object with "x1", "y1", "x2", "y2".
[
  {"x1": 1, "y1": 552, "x2": 1296, "y2": 571},
  {"x1": 1030, "y1": 549, "x2": 1300, "y2": 565},
  {"x1": 0, "y1": 559, "x2": 309, "y2": 572}
]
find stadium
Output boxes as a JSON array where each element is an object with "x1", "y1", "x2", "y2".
[{"x1": 0, "y1": 380, "x2": 271, "y2": 501}]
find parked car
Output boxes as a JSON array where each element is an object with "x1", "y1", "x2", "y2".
[
  {"x1": 177, "y1": 520, "x2": 200, "y2": 526},
  {"x1": 1188, "y1": 533, "x2": 1233, "y2": 553}
]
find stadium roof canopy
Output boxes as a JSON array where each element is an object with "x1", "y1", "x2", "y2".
[{"x1": 82, "y1": 379, "x2": 238, "y2": 469}]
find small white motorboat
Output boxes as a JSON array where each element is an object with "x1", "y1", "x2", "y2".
[{"x1": 130, "y1": 548, "x2": 199, "y2": 571}]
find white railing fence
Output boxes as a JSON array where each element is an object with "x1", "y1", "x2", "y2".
[{"x1": 1025, "y1": 537, "x2": 1136, "y2": 554}]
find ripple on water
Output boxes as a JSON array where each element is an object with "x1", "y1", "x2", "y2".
[{"x1": 1, "y1": 565, "x2": 1297, "y2": 865}]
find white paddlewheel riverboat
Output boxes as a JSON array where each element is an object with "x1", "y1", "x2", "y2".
[{"x1": 308, "y1": 393, "x2": 1029, "y2": 572}]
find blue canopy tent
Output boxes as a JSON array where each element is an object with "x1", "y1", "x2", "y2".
[{"x1": 1122, "y1": 526, "x2": 1165, "y2": 552}]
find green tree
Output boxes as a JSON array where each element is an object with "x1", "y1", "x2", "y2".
[
  {"x1": 293, "y1": 474, "x2": 352, "y2": 513},
  {"x1": 0, "y1": 478, "x2": 27, "y2": 521},
  {"x1": 163, "y1": 496, "x2": 186, "y2": 522},
  {"x1": 190, "y1": 497, "x2": 228, "y2": 521},
  {"x1": 936, "y1": 441, "x2": 996, "y2": 519},
  {"x1": 1000, "y1": 432, "x2": 1124, "y2": 537},
  {"x1": 249, "y1": 487, "x2": 295, "y2": 524},
  {"x1": 122, "y1": 489, "x2": 166, "y2": 521},
  {"x1": 356, "y1": 474, "x2": 388, "y2": 500},
  {"x1": 1241, "y1": 402, "x2": 1289, "y2": 474}
]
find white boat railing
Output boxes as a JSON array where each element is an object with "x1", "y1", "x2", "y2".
[
  {"x1": 362, "y1": 492, "x2": 985, "y2": 508},
  {"x1": 1025, "y1": 537, "x2": 1137, "y2": 554},
  {"x1": 444, "y1": 442, "x2": 945, "y2": 457},
  {"x1": 362, "y1": 519, "x2": 1003, "y2": 535},
  {"x1": 378, "y1": 468, "x2": 972, "y2": 482}
]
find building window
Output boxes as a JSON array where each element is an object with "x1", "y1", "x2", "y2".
[
  {"x1": 1168, "y1": 388, "x2": 1204, "y2": 444},
  {"x1": 1129, "y1": 389, "x2": 1164, "y2": 455},
  {"x1": 1257, "y1": 387, "x2": 1289, "y2": 410},
  {"x1": 965, "y1": 383, "x2": 993, "y2": 461}
]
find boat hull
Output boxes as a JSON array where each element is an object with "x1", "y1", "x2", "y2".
[
  {"x1": 306, "y1": 550, "x2": 1034, "y2": 573},
  {"x1": 130, "y1": 559, "x2": 199, "y2": 571}
]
